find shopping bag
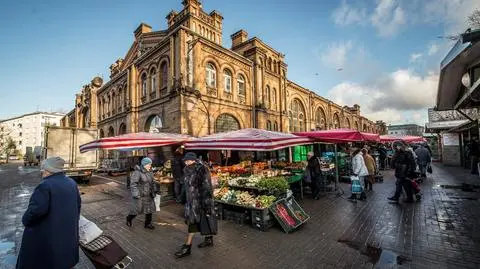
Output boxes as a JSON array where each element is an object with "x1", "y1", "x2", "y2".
[
  {"x1": 199, "y1": 212, "x2": 218, "y2": 236},
  {"x1": 350, "y1": 176, "x2": 362, "y2": 194},
  {"x1": 303, "y1": 168, "x2": 312, "y2": 184},
  {"x1": 154, "y1": 194, "x2": 161, "y2": 212},
  {"x1": 427, "y1": 164, "x2": 433, "y2": 174},
  {"x1": 79, "y1": 215, "x2": 103, "y2": 245}
]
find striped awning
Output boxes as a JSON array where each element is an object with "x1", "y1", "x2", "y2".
[
  {"x1": 79, "y1": 132, "x2": 192, "y2": 153},
  {"x1": 184, "y1": 128, "x2": 315, "y2": 151},
  {"x1": 380, "y1": 135, "x2": 426, "y2": 143},
  {"x1": 294, "y1": 128, "x2": 380, "y2": 143}
]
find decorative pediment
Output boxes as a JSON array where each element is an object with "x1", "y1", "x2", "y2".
[{"x1": 109, "y1": 58, "x2": 124, "y2": 78}]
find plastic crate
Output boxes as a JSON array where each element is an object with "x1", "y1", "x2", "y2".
[
  {"x1": 250, "y1": 208, "x2": 275, "y2": 231},
  {"x1": 224, "y1": 209, "x2": 250, "y2": 225},
  {"x1": 269, "y1": 196, "x2": 308, "y2": 233}
]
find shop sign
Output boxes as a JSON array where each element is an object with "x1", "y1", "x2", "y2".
[{"x1": 443, "y1": 133, "x2": 460, "y2": 146}]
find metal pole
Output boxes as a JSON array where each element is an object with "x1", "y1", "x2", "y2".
[{"x1": 334, "y1": 143, "x2": 339, "y2": 191}]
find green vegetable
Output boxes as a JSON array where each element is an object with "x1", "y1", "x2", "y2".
[{"x1": 256, "y1": 176, "x2": 289, "y2": 194}]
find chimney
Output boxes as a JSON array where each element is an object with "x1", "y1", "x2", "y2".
[
  {"x1": 134, "y1": 23, "x2": 152, "y2": 40},
  {"x1": 231, "y1": 30, "x2": 248, "y2": 48}
]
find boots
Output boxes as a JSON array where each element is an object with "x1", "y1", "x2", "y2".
[
  {"x1": 197, "y1": 236, "x2": 214, "y2": 248},
  {"x1": 175, "y1": 244, "x2": 191, "y2": 258},
  {"x1": 126, "y1": 215, "x2": 136, "y2": 227},
  {"x1": 348, "y1": 194, "x2": 357, "y2": 200},
  {"x1": 144, "y1": 214, "x2": 155, "y2": 230}
]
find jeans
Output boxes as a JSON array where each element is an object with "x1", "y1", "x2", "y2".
[
  {"x1": 393, "y1": 177, "x2": 413, "y2": 200},
  {"x1": 127, "y1": 213, "x2": 152, "y2": 226},
  {"x1": 175, "y1": 180, "x2": 186, "y2": 203},
  {"x1": 311, "y1": 176, "x2": 322, "y2": 198},
  {"x1": 418, "y1": 164, "x2": 427, "y2": 177}
]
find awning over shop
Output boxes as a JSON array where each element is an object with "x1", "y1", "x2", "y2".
[
  {"x1": 425, "y1": 120, "x2": 469, "y2": 132},
  {"x1": 79, "y1": 132, "x2": 192, "y2": 153},
  {"x1": 294, "y1": 128, "x2": 379, "y2": 143},
  {"x1": 447, "y1": 120, "x2": 478, "y2": 133},
  {"x1": 436, "y1": 29, "x2": 480, "y2": 111},
  {"x1": 184, "y1": 128, "x2": 315, "y2": 151},
  {"x1": 380, "y1": 135, "x2": 426, "y2": 143}
]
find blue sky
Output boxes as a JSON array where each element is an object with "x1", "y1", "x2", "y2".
[{"x1": 1, "y1": 0, "x2": 478, "y2": 124}]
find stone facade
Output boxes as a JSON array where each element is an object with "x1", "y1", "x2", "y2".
[{"x1": 62, "y1": 0, "x2": 382, "y2": 137}]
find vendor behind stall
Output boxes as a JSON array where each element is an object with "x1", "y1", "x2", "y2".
[
  {"x1": 172, "y1": 146, "x2": 185, "y2": 203},
  {"x1": 306, "y1": 152, "x2": 322, "y2": 200}
]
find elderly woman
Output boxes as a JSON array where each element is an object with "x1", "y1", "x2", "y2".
[
  {"x1": 349, "y1": 148, "x2": 369, "y2": 201},
  {"x1": 362, "y1": 148, "x2": 376, "y2": 191},
  {"x1": 126, "y1": 157, "x2": 157, "y2": 230},
  {"x1": 175, "y1": 152, "x2": 217, "y2": 258}
]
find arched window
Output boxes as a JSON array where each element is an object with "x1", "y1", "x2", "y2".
[
  {"x1": 145, "y1": 115, "x2": 163, "y2": 133},
  {"x1": 119, "y1": 123, "x2": 127, "y2": 135},
  {"x1": 273, "y1": 121, "x2": 278, "y2": 131},
  {"x1": 99, "y1": 129, "x2": 105, "y2": 138},
  {"x1": 141, "y1": 73, "x2": 147, "y2": 97},
  {"x1": 215, "y1": 113, "x2": 240, "y2": 133},
  {"x1": 333, "y1": 113, "x2": 341, "y2": 129},
  {"x1": 315, "y1": 107, "x2": 327, "y2": 130},
  {"x1": 363, "y1": 124, "x2": 368, "y2": 132},
  {"x1": 150, "y1": 68, "x2": 157, "y2": 93},
  {"x1": 98, "y1": 100, "x2": 103, "y2": 118},
  {"x1": 223, "y1": 69, "x2": 232, "y2": 93},
  {"x1": 108, "y1": 126, "x2": 114, "y2": 137},
  {"x1": 265, "y1": 86, "x2": 271, "y2": 109},
  {"x1": 237, "y1": 75, "x2": 246, "y2": 96},
  {"x1": 206, "y1": 63, "x2": 216, "y2": 88},
  {"x1": 355, "y1": 121, "x2": 359, "y2": 130},
  {"x1": 160, "y1": 62, "x2": 168, "y2": 89},
  {"x1": 273, "y1": 60, "x2": 277, "y2": 73},
  {"x1": 290, "y1": 99, "x2": 306, "y2": 132},
  {"x1": 272, "y1": 88, "x2": 277, "y2": 110},
  {"x1": 345, "y1": 118, "x2": 351, "y2": 129},
  {"x1": 111, "y1": 93, "x2": 116, "y2": 113},
  {"x1": 266, "y1": 120, "x2": 272, "y2": 131}
]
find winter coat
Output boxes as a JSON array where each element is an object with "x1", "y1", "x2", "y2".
[
  {"x1": 172, "y1": 151, "x2": 185, "y2": 181},
  {"x1": 352, "y1": 153, "x2": 369, "y2": 177},
  {"x1": 307, "y1": 156, "x2": 322, "y2": 181},
  {"x1": 392, "y1": 150, "x2": 415, "y2": 178},
  {"x1": 363, "y1": 153, "x2": 376, "y2": 175},
  {"x1": 129, "y1": 165, "x2": 157, "y2": 215},
  {"x1": 415, "y1": 147, "x2": 431, "y2": 165},
  {"x1": 183, "y1": 161, "x2": 215, "y2": 226},
  {"x1": 16, "y1": 173, "x2": 81, "y2": 269}
]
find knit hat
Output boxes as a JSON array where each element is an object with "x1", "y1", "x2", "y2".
[
  {"x1": 141, "y1": 157, "x2": 153, "y2": 167},
  {"x1": 41, "y1": 157, "x2": 66, "y2": 174},
  {"x1": 183, "y1": 152, "x2": 197, "y2": 161}
]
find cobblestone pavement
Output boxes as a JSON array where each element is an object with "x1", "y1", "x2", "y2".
[{"x1": 1, "y1": 162, "x2": 480, "y2": 269}]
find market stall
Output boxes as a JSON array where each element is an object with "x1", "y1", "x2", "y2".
[
  {"x1": 379, "y1": 135, "x2": 427, "y2": 143},
  {"x1": 79, "y1": 132, "x2": 192, "y2": 203},
  {"x1": 185, "y1": 128, "x2": 313, "y2": 232}
]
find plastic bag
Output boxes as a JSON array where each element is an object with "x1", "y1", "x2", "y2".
[
  {"x1": 350, "y1": 176, "x2": 362, "y2": 194},
  {"x1": 79, "y1": 215, "x2": 103, "y2": 245},
  {"x1": 154, "y1": 194, "x2": 161, "y2": 212}
]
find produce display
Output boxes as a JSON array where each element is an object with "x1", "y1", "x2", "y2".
[
  {"x1": 214, "y1": 187, "x2": 277, "y2": 209},
  {"x1": 255, "y1": 176, "x2": 289, "y2": 194}
]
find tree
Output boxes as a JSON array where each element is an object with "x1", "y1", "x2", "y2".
[
  {"x1": 468, "y1": 9, "x2": 480, "y2": 29},
  {"x1": 0, "y1": 136, "x2": 16, "y2": 163}
]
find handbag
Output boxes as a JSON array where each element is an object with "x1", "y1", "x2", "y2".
[
  {"x1": 350, "y1": 176, "x2": 363, "y2": 194},
  {"x1": 427, "y1": 164, "x2": 433, "y2": 174},
  {"x1": 154, "y1": 194, "x2": 161, "y2": 212},
  {"x1": 199, "y1": 211, "x2": 218, "y2": 236}
]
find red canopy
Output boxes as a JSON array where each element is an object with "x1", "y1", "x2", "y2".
[
  {"x1": 79, "y1": 132, "x2": 192, "y2": 153},
  {"x1": 184, "y1": 128, "x2": 315, "y2": 151},
  {"x1": 294, "y1": 128, "x2": 379, "y2": 143},
  {"x1": 379, "y1": 135, "x2": 426, "y2": 143}
]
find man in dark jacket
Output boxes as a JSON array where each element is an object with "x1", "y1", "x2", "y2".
[
  {"x1": 307, "y1": 152, "x2": 322, "y2": 200},
  {"x1": 172, "y1": 146, "x2": 185, "y2": 203},
  {"x1": 17, "y1": 157, "x2": 81, "y2": 269},
  {"x1": 469, "y1": 139, "x2": 480, "y2": 174},
  {"x1": 378, "y1": 145, "x2": 387, "y2": 170},
  {"x1": 388, "y1": 144, "x2": 415, "y2": 203}
]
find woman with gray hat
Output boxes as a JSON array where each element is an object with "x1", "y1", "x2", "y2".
[
  {"x1": 126, "y1": 157, "x2": 157, "y2": 229},
  {"x1": 175, "y1": 152, "x2": 217, "y2": 258}
]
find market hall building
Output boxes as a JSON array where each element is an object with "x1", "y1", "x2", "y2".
[
  {"x1": 435, "y1": 28, "x2": 480, "y2": 167},
  {"x1": 61, "y1": 0, "x2": 384, "y2": 139}
]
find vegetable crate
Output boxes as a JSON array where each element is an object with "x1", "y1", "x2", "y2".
[
  {"x1": 269, "y1": 196, "x2": 310, "y2": 233},
  {"x1": 224, "y1": 210, "x2": 251, "y2": 225},
  {"x1": 250, "y1": 208, "x2": 275, "y2": 232}
]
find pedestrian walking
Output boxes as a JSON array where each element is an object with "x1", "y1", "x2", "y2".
[
  {"x1": 16, "y1": 157, "x2": 81, "y2": 269},
  {"x1": 362, "y1": 148, "x2": 376, "y2": 191},
  {"x1": 349, "y1": 148, "x2": 369, "y2": 201},
  {"x1": 175, "y1": 152, "x2": 217, "y2": 258},
  {"x1": 415, "y1": 144, "x2": 431, "y2": 179},
  {"x1": 468, "y1": 138, "x2": 480, "y2": 174},
  {"x1": 388, "y1": 143, "x2": 415, "y2": 203},
  {"x1": 306, "y1": 151, "x2": 323, "y2": 200},
  {"x1": 378, "y1": 144, "x2": 387, "y2": 170},
  {"x1": 126, "y1": 157, "x2": 157, "y2": 230},
  {"x1": 172, "y1": 146, "x2": 186, "y2": 203}
]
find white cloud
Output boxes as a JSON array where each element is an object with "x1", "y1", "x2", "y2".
[
  {"x1": 327, "y1": 69, "x2": 438, "y2": 124},
  {"x1": 331, "y1": 0, "x2": 367, "y2": 26},
  {"x1": 427, "y1": 43, "x2": 439, "y2": 56},
  {"x1": 409, "y1": 53, "x2": 423, "y2": 63},
  {"x1": 420, "y1": 0, "x2": 480, "y2": 34},
  {"x1": 320, "y1": 41, "x2": 353, "y2": 68},
  {"x1": 370, "y1": 0, "x2": 406, "y2": 37}
]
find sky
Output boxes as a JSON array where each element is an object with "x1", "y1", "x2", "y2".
[{"x1": 0, "y1": 0, "x2": 479, "y2": 125}]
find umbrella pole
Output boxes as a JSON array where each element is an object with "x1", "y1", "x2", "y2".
[{"x1": 334, "y1": 143, "x2": 339, "y2": 191}]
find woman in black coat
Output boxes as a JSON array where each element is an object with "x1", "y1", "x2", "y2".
[{"x1": 175, "y1": 152, "x2": 217, "y2": 258}]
